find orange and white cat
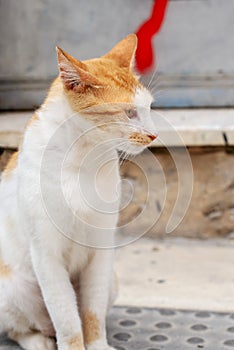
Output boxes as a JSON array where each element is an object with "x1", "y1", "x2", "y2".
[{"x1": 0, "y1": 34, "x2": 157, "y2": 350}]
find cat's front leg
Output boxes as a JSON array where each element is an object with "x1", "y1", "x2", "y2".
[
  {"x1": 31, "y1": 243, "x2": 85, "y2": 350},
  {"x1": 79, "y1": 249, "x2": 117, "y2": 350}
]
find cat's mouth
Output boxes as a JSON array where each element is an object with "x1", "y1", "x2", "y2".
[{"x1": 128, "y1": 131, "x2": 157, "y2": 146}]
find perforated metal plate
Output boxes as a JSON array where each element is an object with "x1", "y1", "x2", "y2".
[
  {"x1": 1, "y1": 307, "x2": 234, "y2": 349},
  {"x1": 107, "y1": 307, "x2": 234, "y2": 350}
]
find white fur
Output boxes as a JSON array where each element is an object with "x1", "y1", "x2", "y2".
[
  {"x1": 0, "y1": 85, "x2": 153, "y2": 350},
  {"x1": 133, "y1": 87, "x2": 157, "y2": 136}
]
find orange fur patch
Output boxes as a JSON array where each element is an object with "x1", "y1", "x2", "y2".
[
  {"x1": 2, "y1": 152, "x2": 18, "y2": 180},
  {"x1": 0, "y1": 258, "x2": 11, "y2": 277},
  {"x1": 26, "y1": 113, "x2": 39, "y2": 129},
  {"x1": 56, "y1": 35, "x2": 141, "y2": 114},
  {"x1": 82, "y1": 310, "x2": 100, "y2": 345},
  {"x1": 68, "y1": 333, "x2": 84, "y2": 350},
  {"x1": 65, "y1": 58, "x2": 141, "y2": 113}
]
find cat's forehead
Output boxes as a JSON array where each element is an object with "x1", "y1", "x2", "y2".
[
  {"x1": 87, "y1": 59, "x2": 142, "y2": 101},
  {"x1": 84, "y1": 58, "x2": 139, "y2": 82}
]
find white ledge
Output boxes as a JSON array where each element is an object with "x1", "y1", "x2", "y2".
[
  {"x1": 152, "y1": 108, "x2": 234, "y2": 147},
  {"x1": 0, "y1": 109, "x2": 234, "y2": 148},
  {"x1": 0, "y1": 112, "x2": 30, "y2": 148}
]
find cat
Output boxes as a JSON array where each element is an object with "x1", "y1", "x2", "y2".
[{"x1": 0, "y1": 34, "x2": 157, "y2": 350}]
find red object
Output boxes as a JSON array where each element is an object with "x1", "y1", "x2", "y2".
[{"x1": 135, "y1": 0, "x2": 169, "y2": 73}]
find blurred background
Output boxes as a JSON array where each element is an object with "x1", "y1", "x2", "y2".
[
  {"x1": 1, "y1": 0, "x2": 234, "y2": 109},
  {"x1": 0, "y1": 0, "x2": 233, "y2": 239}
]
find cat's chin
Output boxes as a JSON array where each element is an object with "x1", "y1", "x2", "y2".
[{"x1": 117, "y1": 143, "x2": 146, "y2": 156}]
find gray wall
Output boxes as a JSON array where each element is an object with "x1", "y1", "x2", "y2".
[{"x1": 1, "y1": 0, "x2": 234, "y2": 109}]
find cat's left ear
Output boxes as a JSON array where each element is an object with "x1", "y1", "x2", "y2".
[
  {"x1": 104, "y1": 34, "x2": 137, "y2": 69},
  {"x1": 56, "y1": 47, "x2": 102, "y2": 91}
]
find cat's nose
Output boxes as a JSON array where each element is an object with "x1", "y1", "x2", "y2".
[{"x1": 147, "y1": 133, "x2": 157, "y2": 141}]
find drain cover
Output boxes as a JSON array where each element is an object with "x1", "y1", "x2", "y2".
[
  {"x1": 107, "y1": 307, "x2": 234, "y2": 350},
  {"x1": 1, "y1": 307, "x2": 234, "y2": 349}
]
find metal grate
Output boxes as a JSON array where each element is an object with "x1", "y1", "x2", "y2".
[
  {"x1": 1, "y1": 307, "x2": 234, "y2": 349},
  {"x1": 107, "y1": 307, "x2": 234, "y2": 350}
]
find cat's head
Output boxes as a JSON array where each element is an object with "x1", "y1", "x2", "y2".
[{"x1": 56, "y1": 34, "x2": 157, "y2": 154}]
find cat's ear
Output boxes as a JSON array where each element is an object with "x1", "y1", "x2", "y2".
[
  {"x1": 56, "y1": 47, "x2": 102, "y2": 91},
  {"x1": 104, "y1": 34, "x2": 137, "y2": 69}
]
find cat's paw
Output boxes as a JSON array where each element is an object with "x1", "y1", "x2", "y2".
[{"x1": 17, "y1": 332, "x2": 56, "y2": 350}]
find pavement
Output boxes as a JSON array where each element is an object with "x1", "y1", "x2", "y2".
[{"x1": 115, "y1": 236, "x2": 234, "y2": 313}]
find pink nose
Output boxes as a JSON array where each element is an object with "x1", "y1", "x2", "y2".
[{"x1": 147, "y1": 134, "x2": 157, "y2": 141}]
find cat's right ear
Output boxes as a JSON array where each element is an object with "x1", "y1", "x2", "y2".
[{"x1": 56, "y1": 47, "x2": 102, "y2": 91}]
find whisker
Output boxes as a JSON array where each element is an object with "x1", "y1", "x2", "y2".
[
  {"x1": 146, "y1": 64, "x2": 159, "y2": 90},
  {"x1": 118, "y1": 148, "x2": 128, "y2": 167},
  {"x1": 89, "y1": 141, "x2": 130, "y2": 179},
  {"x1": 151, "y1": 89, "x2": 166, "y2": 100},
  {"x1": 118, "y1": 145, "x2": 129, "y2": 167},
  {"x1": 149, "y1": 78, "x2": 162, "y2": 95},
  {"x1": 119, "y1": 154, "x2": 127, "y2": 169},
  {"x1": 103, "y1": 145, "x2": 128, "y2": 178},
  {"x1": 119, "y1": 145, "x2": 132, "y2": 169},
  {"x1": 90, "y1": 140, "x2": 127, "y2": 165}
]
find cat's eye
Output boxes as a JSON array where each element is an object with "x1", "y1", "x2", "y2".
[{"x1": 125, "y1": 108, "x2": 137, "y2": 119}]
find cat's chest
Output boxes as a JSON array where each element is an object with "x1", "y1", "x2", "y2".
[
  {"x1": 62, "y1": 157, "x2": 121, "y2": 213},
  {"x1": 66, "y1": 242, "x2": 90, "y2": 276}
]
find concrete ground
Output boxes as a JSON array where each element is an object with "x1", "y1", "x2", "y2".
[
  {"x1": 1, "y1": 236, "x2": 234, "y2": 349},
  {"x1": 115, "y1": 237, "x2": 234, "y2": 313}
]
